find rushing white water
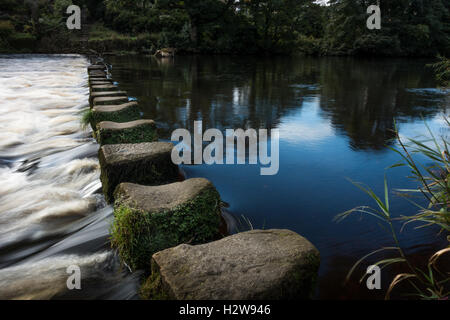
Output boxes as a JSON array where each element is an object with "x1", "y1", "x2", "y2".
[{"x1": 0, "y1": 55, "x2": 139, "y2": 299}]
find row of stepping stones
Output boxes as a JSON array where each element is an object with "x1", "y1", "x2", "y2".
[{"x1": 87, "y1": 59, "x2": 320, "y2": 300}]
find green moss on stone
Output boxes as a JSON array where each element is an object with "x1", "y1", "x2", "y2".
[
  {"x1": 110, "y1": 186, "x2": 222, "y2": 271},
  {"x1": 290, "y1": 251, "x2": 320, "y2": 299},
  {"x1": 99, "y1": 152, "x2": 179, "y2": 203},
  {"x1": 96, "y1": 123, "x2": 158, "y2": 146}
]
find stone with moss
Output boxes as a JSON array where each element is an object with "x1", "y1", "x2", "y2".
[
  {"x1": 90, "y1": 84, "x2": 118, "y2": 92},
  {"x1": 88, "y1": 65, "x2": 106, "y2": 71},
  {"x1": 96, "y1": 119, "x2": 158, "y2": 146},
  {"x1": 90, "y1": 102, "x2": 141, "y2": 131},
  {"x1": 142, "y1": 229, "x2": 320, "y2": 300},
  {"x1": 111, "y1": 178, "x2": 222, "y2": 271},
  {"x1": 90, "y1": 81, "x2": 112, "y2": 86},
  {"x1": 88, "y1": 70, "x2": 106, "y2": 77},
  {"x1": 91, "y1": 93, "x2": 128, "y2": 107},
  {"x1": 99, "y1": 142, "x2": 179, "y2": 203}
]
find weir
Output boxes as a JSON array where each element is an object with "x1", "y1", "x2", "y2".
[{"x1": 86, "y1": 57, "x2": 320, "y2": 300}]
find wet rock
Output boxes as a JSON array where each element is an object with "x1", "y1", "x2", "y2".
[
  {"x1": 143, "y1": 229, "x2": 320, "y2": 300},
  {"x1": 98, "y1": 142, "x2": 179, "y2": 203},
  {"x1": 88, "y1": 70, "x2": 106, "y2": 77},
  {"x1": 88, "y1": 65, "x2": 106, "y2": 71},
  {"x1": 154, "y1": 48, "x2": 176, "y2": 57},
  {"x1": 112, "y1": 178, "x2": 222, "y2": 270},
  {"x1": 90, "y1": 81, "x2": 112, "y2": 86},
  {"x1": 90, "y1": 84, "x2": 118, "y2": 92},
  {"x1": 96, "y1": 119, "x2": 158, "y2": 146},
  {"x1": 91, "y1": 92, "x2": 128, "y2": 106},
  {"x1": 89, "y1": 77, "x2": 112, "y2": 83},
  {"x1": 90, "y1": 102, "x2": 141, "y2": 130}
]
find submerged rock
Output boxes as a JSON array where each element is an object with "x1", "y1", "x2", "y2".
[
  {"x1": 142, "y1": 229, "x2": 320, "y2": 300},
  {"x1": 154, "y1": 48, "x2": 176, "y2": 57},
  {"x1": 112, "y1": 178, "x2": 222, "y2": 271},
  {"x1": 88, "y1": 71, "x2": 107, "y2": 78},
  {"x1": 96, "y1": 119, "x2": 158, "y2": 146},
  {"x1": 98, "y1": 142, "x2": 179, "y2": 202},
  {"x1": 90, "y1": 91, "x2": 127, "y2": 106},
  {"x1": 90, "y1": 102, "x2": 141, "y2": 129}
]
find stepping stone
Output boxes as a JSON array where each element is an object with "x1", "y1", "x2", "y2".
[
  {"x1": 88, "y1": 65, "x2": 106, "y2": 71},
  {"x1": 89, "y1": 70, "x2": 107, "y2": 77},
  {"x1": 112, "y1": 178, "x2": 222, "y2": 271},
  {"x1": 99, "y1": 142, "x2": 179, "y2": 203},
  {"x1": 142, "y1": 229, "x2": 320, "y2": 300},
  {"x1": 90, "y1": 102, "x2": 141, "y2": 129},
  {"x1": 90, "y1": 81, "x2": 112, "y2": 86},
  {"x1": 96, "y1": 119, "x2": 158, "y2": 146},
  {"x1": 90, "y1": 91, "x2": 127, "y2": 106},
  {"x1": 90, "y1": 84, "x2": 118, "y2": 92}
]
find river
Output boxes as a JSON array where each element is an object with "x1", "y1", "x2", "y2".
[{"x1": 0, "y1": 54, "x2": 448, "y2": 299}]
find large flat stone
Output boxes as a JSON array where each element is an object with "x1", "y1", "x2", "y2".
[
  {"x1": 112, "y1": 178, "x2": 222, "y2": 271},
  {"x1": 91, "y1": 93, "x2": 128, "y2": 107},
  {"x1": 143, "y1": 229, "x2": 320, "y2": 300},
  {"x1": 90, "y1": 102, "x2": 141, "y2": 129},
  {"x1": 90, "y1": 84, "x2": 118, "y2": 92},
  {"x1": 96, "y1": 119, "x2": 158, "y2": 146},
  {"x1": 99, "y1": 142, "x2": 179, "y2": 203}
]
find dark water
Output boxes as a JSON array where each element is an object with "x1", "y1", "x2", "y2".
[{"x1": 108, "y1": 55, "x2": 449, "y2": 299}]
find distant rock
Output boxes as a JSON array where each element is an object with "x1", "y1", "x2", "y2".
[
  {"x1": 88, "y1": 65, "x2": 106, "y2": 71},
  {"x1": 142, "y1": 229, "x2": 320, "y2": 300},
  {"x1": 112, "y1": 178, "x2": 222, "y2": 271},
  {"x1": 98, "y1": 142, "x2": 179, "y2": 202}
]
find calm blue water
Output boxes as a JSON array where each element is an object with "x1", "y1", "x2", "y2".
[{"x1": 108, "y1": 55, "x2": 449, "y2": 299}]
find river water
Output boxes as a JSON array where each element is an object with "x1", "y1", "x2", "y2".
[
  {"x1": 0, "y1": 54, "x2": 448, "y2": 300},
  {"x1": 0, "y1": 54, "x2": 139, "y2": 299}
]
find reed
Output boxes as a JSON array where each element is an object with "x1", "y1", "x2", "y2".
[{"x1": 336, "y1": 57, "x2": 450, "y2": 300}]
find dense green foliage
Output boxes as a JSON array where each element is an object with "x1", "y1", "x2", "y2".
[{"x1": 0, "y1": 0, "x2": 449, "y2": 56}]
